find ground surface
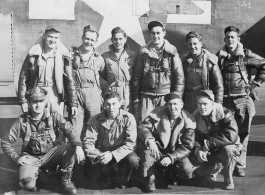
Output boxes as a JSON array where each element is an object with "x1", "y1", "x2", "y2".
[{"x1": 0, "y1": 84, "x2": 265, "y2": 195}]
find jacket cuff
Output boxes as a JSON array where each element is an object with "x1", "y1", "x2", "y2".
[
  {"x1": 145, "y1": 136, "x2": 155, "y2": 147},
  {"x1": 194, "y1": 146, "x2": 202, "y2": 156},
  {"x1": 71, "y1": 141, "x2": 82, "y2": 147}
]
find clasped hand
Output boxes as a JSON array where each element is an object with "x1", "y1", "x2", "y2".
[{"x1": 96, "y1": 152, "x2": 113, "y2": 165}]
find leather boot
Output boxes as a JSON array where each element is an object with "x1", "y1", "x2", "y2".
[
  {"x1": 144, "y1": 175, "x2": 156, "y2": 192},
  {"x1": 59, "y1": 170, "x2": 77, "y2": 195}
]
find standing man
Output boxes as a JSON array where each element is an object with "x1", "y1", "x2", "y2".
[
  {"x1": 102, "y1": 27, "x2": 136, "y2": 113},
  {"x1": 1, "y1": 87, "x2": 85, "y2": 195},
  {"x1": 181, "y1": 31, "x2": 223, "y2": 113},
  {"x1": 70, "y1": 25, "x2": 106, "y2": 138},
  {"x1": 82, "y1": 91, "x2": 139, "y2": 189},
  {"x1": 217, "y1": 26, "x2": 265, "y2": 177},
  {"x1": 132, "y1": 21, "x2": 185, "y2": 123},
  {"x1": 137, "y1": 93, "x2": 195, "y2": 192},
  {"x1": 192, "y1": 90, "x2": 240, "y2": 190},
  {"x1": 18, "y1": 25, "x2": 78, "y2": 117}
]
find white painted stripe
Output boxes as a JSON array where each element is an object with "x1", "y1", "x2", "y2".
[{"x1": 0, "y1": 167, "x2": 17, "y2": 173}]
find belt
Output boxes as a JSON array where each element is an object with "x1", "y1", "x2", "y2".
[
  {"x1": 187, "y1": 67, "x2": 203, "y2": 73},
  {"x1": 77, "y1": 82, "x2": 95, "y2": 88},
  {"x1": 186, "y1": 84, "x2": 204, "y2": 90},
  {"x1": 111, "y1": 81, "x2": 129, "y2": 87},
  {"x1": 37, "y1": 81, "x2": 54, "y2": 87}
]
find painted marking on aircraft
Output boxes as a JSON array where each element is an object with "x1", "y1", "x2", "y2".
[
  {"x1": 82, "y1": 0, "x2": 150, "y2": 47},
  {"x1": 167, "y1": 1, "x2": 211, "y2": 24}
]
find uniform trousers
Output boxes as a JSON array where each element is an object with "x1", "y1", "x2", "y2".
[
  {"x1": 18, "y1": 143, "x2": 75, "y2": 190},
  {"x1": 223, "y1": 96, "x2": 255, "y2": 169},
  {"x1": 70, "y1": 87, "x2": 102, "y2": 138}
]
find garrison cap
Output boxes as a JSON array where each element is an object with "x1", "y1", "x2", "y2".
[
  {"x1": 45, "y1": 25, "x2": 60, "y2": 33},
  {"x1": 148, "y1": 21, "x2": 164, "y2": 31},
  {"x1": 164, "y1": 93, "x2": 182, "y2": 103},
  {"x1": 83, "y1": 24, "x2": 98, "y2": 35},
  {"x1": 196, "y1": 90, "x2": 214, "y2": 101},
  {"x1": 224, "y1": 26, "x2": 240, "y2": 34},
  {"x1": 26, "y1": 87, "x2": 47, "y2": 101}
]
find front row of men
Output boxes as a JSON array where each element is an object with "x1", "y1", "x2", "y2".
[{"x1": 1, "y1": 88, "x2": 240, "y2": 194}]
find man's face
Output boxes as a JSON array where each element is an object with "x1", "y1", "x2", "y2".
[
  {"x1": 150, "y1": 26, "x2": 166, "y2": 46},
  {"x1": 82, "y1": 31, "x2": 98, "y2": 51},
  {"x1": 197, "y1": 97, "x2": 214, "y2": 116},
  {"x1": 167, "y1": 99, "x2": 183, "y2": 119},
  {"x1": 188, "y1": 37, "x2": 203, "y2": 56},
  {"x1": 111, "y1": 33, "x2": 127, "y2": 51},
  {"x1": 224, "y1": 31, "x2": 240, "y2": 49},
  {"x1": 104, "y1": 97, "x2": 121, "y2": 119},
  {"x1": 29, "y1": 99, "x2": 46, "y2": 115},
  {"x1": 43, "y1": 30, "x2": 60, "y2": 50}
]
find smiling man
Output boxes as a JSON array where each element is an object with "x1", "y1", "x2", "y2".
[
  {"x1": 137, "y1": 93, "x2": 195, "y2": 192},
  {"x1": 132, "y1": 21, "x2": 185, "y2": 123},
  {"x1": 181, "y1": 31, "x2": 223, "y2": 113},
  {"x1": 18, "y1": 25, "x2": 78, "y2": 117},
  {"x1": 82, "y1": 91, "x2": 139, "y2": 189},
  {"x1": 217, "y1": 26, "x2": 265, "y2": 177},
  {"x1": 102, "y1": 27, "x2": 136, "y2": 113},
  {"x1": 1, "y1": 87, "x2": 84, "y2": 195},
  {"x1": 70, "y1": 25, "x2": 106, "y2": 138},
  {"x1": 192, "y1": 90, "x2": 240, "y2": 190}
]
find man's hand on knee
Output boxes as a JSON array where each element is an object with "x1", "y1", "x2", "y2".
[
  {"x1": 160, "y1": 157, "x2": 172, "y2": 167},
  {"x1": 17, "y1": 156, "x2": 32, "y2": 166}
]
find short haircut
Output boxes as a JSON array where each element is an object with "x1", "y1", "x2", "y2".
[
  {"x1": 103, "y1": 90, "x2": 121, "y2": 102},
  {"x1": 111, "y1": 27, "x2": 127, "y2": 38},
  {"x1": 186, "y1": 31, "x2": 203, "y2": 42},
  {"x1": 224, "y1": 26, "x2": 240, "y2": 34}
]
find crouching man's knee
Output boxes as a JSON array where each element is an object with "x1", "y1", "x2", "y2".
[
  {"x1": 127, "y1": 152, "x2": 140, "y2": 168},
  {"x1": 18, "y1": 175, "x2": 38, "y2": 191}
]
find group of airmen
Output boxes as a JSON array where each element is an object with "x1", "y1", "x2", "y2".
[{"x1": 1, "y1": 20, "x2": 265, "y2": 195}]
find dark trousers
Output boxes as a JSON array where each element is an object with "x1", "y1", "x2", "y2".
[
  {"x1": 84, "y1": 152, "x2": 139, "y2": 183},
  {"x1": 194, "y1": 145, "x2": 240, "y2": 184},
  {"x1": 223, "y1": 96, "x2": 255, "y2": 169},
  {"x1": 138, "y1": 144, "x2": 193, "y2": 179},
  {"x1": 18, "y1": 143, "x2": 76, "y2": 190}
]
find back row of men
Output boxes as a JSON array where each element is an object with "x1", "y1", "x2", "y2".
[{"x1": 2, "y1": 21, "x2": 265, "y2": 194}]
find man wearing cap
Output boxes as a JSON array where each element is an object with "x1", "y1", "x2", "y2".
[
  {"x1": 18, "y1": 25, "x2": 78, "y2": 117},
  {"x1": 70, "y1": 25, "x2": 106, "y2": 138},
  {"x1": 217, "y1": 26, "x2": 265, "y2": 177},
  {"x1": 181, "y1": 31, "x2": 223, "y2": 113},
  {"x1": 192, "y1": 90, "x2": 240, "y2": 190},
  {"x1": 1, "y1": 87, "x2": 85, "y2": 194},
  {"x1": 102, "y1": 27, "x2": 136, "y2": 113},
  {"x1": 82, "y1": 91, "x2": 139, "y2": 189},
  {"x1": 137, "y1": 93, "x2": 195, "y2": 192},
  {"x1": 132, "y1": 21, "x2": 184, "y2": 123}
]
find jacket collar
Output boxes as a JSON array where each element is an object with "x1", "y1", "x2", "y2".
[
  {"x1": 29, "y1": 36, "x2": 71, "y2": 58},
  {"x1": 98, "y1": 109, "x2": 128, "y2": 130},
  {"x1": 139, "y1": 39, "x2": 177, "y2": 58},
  {"x1": 182, "y1": 49, "x2": 218, "y2": 65},
  {"x1": 108, "y1": 43, "x2": 129, "y2": 52},
  {"x1": 218, "y1": 42, "x2": 245, "y2": 59}
]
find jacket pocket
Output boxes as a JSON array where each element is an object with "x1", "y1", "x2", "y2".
[{"x1": 142, "y1": 71, "x2": 156, "y2": 89}]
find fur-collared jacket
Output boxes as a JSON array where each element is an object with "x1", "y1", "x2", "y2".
[
  {"x1": 131, "y1": 40, "x2": 185, "y2": 102},
  {"x1": 217, "y1": 42, "x2": 265, "y2": 96},
  {"x1": 18, "y1": 38, "x2": 78, "y2": 107},
  {"x1": 138, "y1": 106, "x2": 195, "y2": 164},
  {"x1": 181, "y1": 49, "x2": 224, "y2": 103},
  {"x1": 193, "y1": 103, "x2": 239, "y2": 153}
]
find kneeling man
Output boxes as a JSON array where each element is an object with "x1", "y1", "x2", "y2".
[
  {"x1": 192, "y1": 90, "x2": 241, "y2": 190},
  {"x1": 82, "y1": 91, "x2": 139, "y2": 189},
  {"x1": 138, "y1": 93, "x2": 195, "y2": 192},
  {"x1": 1, "y1": 87, "x2": 85, "y2": 195}
]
